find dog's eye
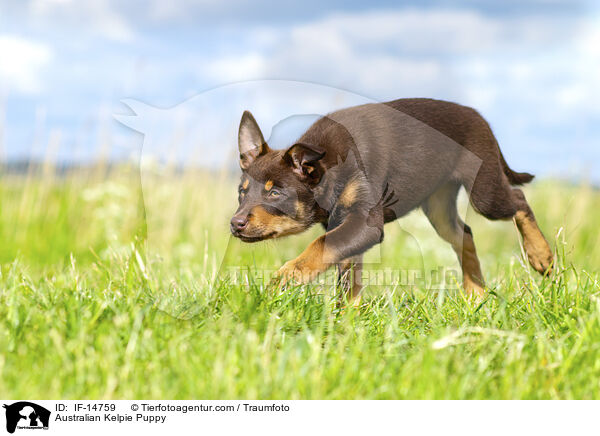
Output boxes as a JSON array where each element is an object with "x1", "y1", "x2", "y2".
[{"x1": 268, "y1": 189, "x2": 281, "y2": 198}]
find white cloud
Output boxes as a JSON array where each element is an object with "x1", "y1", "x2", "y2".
[
  {"x1": 0, "y1": 35, "x2": 53, "y2": 94},
  {"x1": 200, "y1": 8, "x2": 597, "y2": 120},
  {"x1": 204, "y1": 53, "x2": 267, "y2": 83},
  {"x1": 187, "y1": 6, "x2": 600, "y2": 181},
  {"x1": 29, "y1": 0, "x2": 136, "y2": 42},
  {"x1": 556, "y1": 18, "x2": 600, "y2": 111},
  {"x1": 287, "y1": 9, "x2": 519, "y2": 54}
]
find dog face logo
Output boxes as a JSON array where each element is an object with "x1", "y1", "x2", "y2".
[{"x1": 3, "y1": 402, "x2": 50, "y2": 433}]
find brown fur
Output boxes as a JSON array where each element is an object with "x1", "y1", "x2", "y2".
[{"x1": 231, "y1": 100, "x2": 553, "y2": 302}]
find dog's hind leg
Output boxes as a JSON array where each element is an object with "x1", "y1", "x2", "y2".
[
  {"x1": 465, "y1": 161, "x2": 553, "y2": 275},
  {"x1": 511, "y1": 189, "x2": 554, "y2": 274},
  {"x1": 422, "y1": 182, "x2": 485, "y2": 297}
]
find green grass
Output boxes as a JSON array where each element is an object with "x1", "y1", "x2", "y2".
[{"x1": 1, "y1": 166, "x2": 600, "y2": 399}]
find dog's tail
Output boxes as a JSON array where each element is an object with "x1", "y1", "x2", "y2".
[{"x1": 499, "y1": 149, "x2": 534, "y2": 185}]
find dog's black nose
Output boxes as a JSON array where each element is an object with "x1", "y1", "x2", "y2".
[{"x1": 230, "y1": 216, "x2": 248, "y2": 233}]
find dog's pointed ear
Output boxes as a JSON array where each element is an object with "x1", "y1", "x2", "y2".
[
  {"x1": 283, "y1": 142, "x2": 326, "y2": 182},
  {"x1": 238, "y1": 110, "x2": 270, "y2": 170}
]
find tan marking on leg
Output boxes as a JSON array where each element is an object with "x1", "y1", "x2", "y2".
[
  {"x1": 456, "y1": 234, "x2": 485, "y2": 298},
  {"x1": 514, "y1": 210, "x2": 553, "y2": 274},
  {"x1": 423, "y1": 183, "x2": 486, "y2": 298},
  {"x1": 275, "y1": 235, "x2": 336, "y2": 284},
  {"x1": 339, "y1": 179, "x2": 360, "y2": 208},
  {"x1": 264, "y1": 180, "x2": 273, "y2": 191},
  {"x1": 338, "y1": 255, "x2": 363, "y2": 306}
]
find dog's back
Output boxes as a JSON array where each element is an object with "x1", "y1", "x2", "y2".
[
  {"x1": 232, "y1": 99, "x2": 553, "y2": 300},
  {"x1": 299, "y1": 98, "x2": 535, "y2": 218}
]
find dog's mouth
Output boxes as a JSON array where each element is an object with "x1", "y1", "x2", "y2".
[{"x1": 233, "y1": 231, "x2": 277, "y2": 243}]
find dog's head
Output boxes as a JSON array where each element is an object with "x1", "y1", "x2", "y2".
[{"x1": 230, "y1": 111, "x2": 326, "y2": 242}]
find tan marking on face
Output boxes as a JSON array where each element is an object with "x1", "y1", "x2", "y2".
[
  {"x1": 249, "y1": 206, "x2": 307, "y2": 238},
  {"x1": 242, "y1": 178, "x2": 249, "y2": 189},
  {"x1": 339, "y1": 179, "x2": 359, "y2": 208},
  {"x1": 295, "y1": 200, "x2": 305, "y2": 219},
  {"x1": 264, "y1": 180, "x2": 274, "y2": 191}
]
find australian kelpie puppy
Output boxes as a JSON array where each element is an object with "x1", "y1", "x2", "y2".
[{"x1": 230, "y1": 99, "x2": 553, "y2": 302}]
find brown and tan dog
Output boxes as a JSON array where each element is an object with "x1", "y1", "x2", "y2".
[{"x1": 230, "y1": 99, "x2": 553, "y2": 302}]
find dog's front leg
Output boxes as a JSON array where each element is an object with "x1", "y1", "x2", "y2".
[
  {"x1": 338, "y1": 254, "x2": 363, "y2": 306},
  {"x1": 275, "y1": 210, "x2": 383, "y2": 286}
]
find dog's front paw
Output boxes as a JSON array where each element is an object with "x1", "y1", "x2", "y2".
[
  {"x1": 524, "y1": 239, "x2": 554, "y2": 275},
  {"x1": 273, "y1": 259, "x2": 319, "y2": 286}
]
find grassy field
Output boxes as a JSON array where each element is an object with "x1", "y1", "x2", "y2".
[{"x1": 1, "y1": 165, "x2": 599, "y2": 399}]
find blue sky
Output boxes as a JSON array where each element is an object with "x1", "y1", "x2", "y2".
[{"x1": 0, "y1": 0, "x2": 599, "y2": 181}]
